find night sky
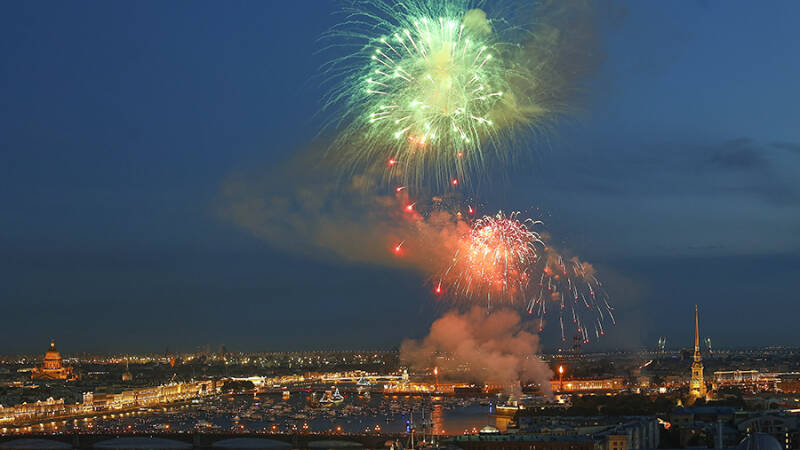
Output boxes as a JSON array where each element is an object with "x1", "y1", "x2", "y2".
[{"x1": 2, "y1": 1, "x2": 798, "y2": 354}]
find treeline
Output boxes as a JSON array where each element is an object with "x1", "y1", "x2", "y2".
[{"x1": 220, "y1": 380, "x2": 255, "y2": 393}]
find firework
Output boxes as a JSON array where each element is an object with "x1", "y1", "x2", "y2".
[
  {"x1": 436, "y1": 209, "x2": 614, "y2": 343},
  {"x1": 438, "y1": 211, "x2": 544, "y2": 308},
  {"x1": 323, "y1": 0, "x2": 539, "y2": 190},
  {"x1": 526, "y1": 248, "x2": 615, "y2": 344}
]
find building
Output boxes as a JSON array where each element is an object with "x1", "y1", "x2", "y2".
[
  {"x1": 0, "y1": 380, "x2": 217, "y2": 425},
  {"x1": 87, "y1": 380, "x2": 215, "y2": 411},
  {"x1": 669, "y1": 406, "x2": 738, "y2": 448},
  {"x1": 515, "y1": 416, "x2": 660, "y2": 450},
  {"x1": 121, "y1": 359, "x2": 133, "y2": 382},
  {"x1": 776, "y1": 373, "x2": 800, "y2": 393},
  {"x1": 689, "y1": 305, "x2": 706, "y2": 403},
  {"x1": 738, "y1": 433, "x2": 784, "y2": 450},
  {"x1": 30, "y1": 340, "x2": 75, "y2": 381},
  {"x1": 0, "y1": 397, "x2": 82, "y2": 425},
  {"x1": 446, "y1": 420, "x2": 658, "y2": 450},
  {"x1": 549, "y1": 377, "x2": 624, "y2": 393},
  {"x1": 715, "y1": 370, "x2": 761, "y2": 386},
  {"x1": 737, "y1": 413, "x2": 799, "y2": 449},
  {"x1": 446, "y1": 434, "x2": 600, "y2": 450},
  {"x1": 670, "y1": 406, "x2": 736, "y2": 429}
]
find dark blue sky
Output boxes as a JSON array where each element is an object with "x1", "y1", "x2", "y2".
[{"x1": 1, "y1": 1, "x2": 798, "y2": 353}]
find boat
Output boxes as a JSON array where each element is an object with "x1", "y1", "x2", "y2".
[
  {"x1": 319, "y1": 390, "x2": 334, "y2": 407},
  {"x1": 331, "y1": 387, "x2": 345, "y2": 404},
  {"x1": 196, "y1": 420, "x2": 220, "y2": 430}
]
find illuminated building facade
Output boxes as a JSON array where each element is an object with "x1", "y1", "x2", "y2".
[
  {"x1": 549, "y1": 377, "x2": 624, "y2": 393},
  {"x1": 714, "y1": 370, "x2": 760, "y2": 386},
  {"x1": 689, "y1": 305, "x2": 706, "y2": 402},
  {"x1": 86, "y1": 380, "x2": 215, "y2": 411},
  {"x1": 31, "y1": 340, "x2": 75, "y2": 381},
  {"x1": 0, "y1": 380, "x2": 216, "y2": 426}
]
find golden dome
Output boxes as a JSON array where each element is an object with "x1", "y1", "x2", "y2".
[
  {"x1": 44, "y1": 340, "x2": 61, "y2": 361},
  {"x1": 32, "y1": 339, "x2": 73, "y2": 380}
]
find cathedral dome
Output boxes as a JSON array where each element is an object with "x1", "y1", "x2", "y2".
[
  {"x1": 32, "y1": 339, "x2": 73, "y2": 380},
  {"x1": 44, "y1": 341, "x2": 61, "y2": 362},
  {"x1": 737, "y1": 433, "x2": 782, "y2": 450}
]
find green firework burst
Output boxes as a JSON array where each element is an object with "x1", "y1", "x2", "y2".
[{"x1": 323, "y1": 0, "x2": 541, "y2": 190}]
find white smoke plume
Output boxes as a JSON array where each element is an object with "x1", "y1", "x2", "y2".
[{"x1": 400, "y1": 307, "x2": 553, "y2": 398}]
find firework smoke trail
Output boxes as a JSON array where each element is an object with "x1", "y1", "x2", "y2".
[{"x1": 322, "y1": 0, "x2": 548, "y2": 190}]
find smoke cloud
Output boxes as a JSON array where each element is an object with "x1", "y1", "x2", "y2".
[
  {"x1": 490, "y1": 1, "x2": 605, "y2": 133},
  {"x1": 400, "y1": 307, "x2": 553, "y2": 398},
  {"x1": 217, "y1": 145, "x2": 468, "y2": 273},
  {"x1": 218, "y1": 145, "x2": 606, "y2": 315}
]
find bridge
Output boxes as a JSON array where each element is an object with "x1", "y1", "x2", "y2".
[
  {"x1": 0, "y1": 432, "x2": 407, "y2": 449},
  {"x1": 232, "y1": 375, "x2": 404, "y2": 386}
]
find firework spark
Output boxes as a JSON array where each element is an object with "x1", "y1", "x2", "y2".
[
  {"x1": 438, "y1": 211, "x2": 544, "y2": 309},
  {"x1": 323, "y1": 0, "x2": 540, "y2": 190},
  {"x1": 437, "y1": 210, "x2": 615, "y2": 343},
  {"x1": 526, "y1": 249, "x2": 616, "y2": 344}
]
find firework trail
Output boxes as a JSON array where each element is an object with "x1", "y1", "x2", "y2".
[
  {"x1": 322, "y1": 0, "x2": 548, "y2": 190},
  {"x1": 526, "y1": 248, "x2": 616, "y2": 344},
  {"x1": 435, "y1": 210, "x2": 614, "y2": 343}
]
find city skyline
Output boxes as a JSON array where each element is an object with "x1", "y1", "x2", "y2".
[{"x1": 0, "y1": 304, "x2": 784, "y2": 355}]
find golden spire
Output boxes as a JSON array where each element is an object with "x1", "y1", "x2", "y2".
[
  {"x1": 690, "y1": 304, "x2": 706, "y2": 402},
  {"x1": 693, "y1": 305, "x2": 702, "y2": 364},
  {"x1": 694, "y1": 304, "x2": 699, "y2": 352}
]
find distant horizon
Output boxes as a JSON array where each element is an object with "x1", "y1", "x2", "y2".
[{"x1": 4, "y1": 342, "x2": 799, "y2": 358}]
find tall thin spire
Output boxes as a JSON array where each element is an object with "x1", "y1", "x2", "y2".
[
  {"x1": 694, "y1": 304, "x2": 700, "y2": 353},
  {"x1": 690, "y1": 304, "x2": 707, "y2": 402}
]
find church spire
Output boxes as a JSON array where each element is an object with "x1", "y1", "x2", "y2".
[
  {"x1": 690, "y1": 304, "x2": 707, "y2": 402},
  {"x1": 694, "y1": 304, "x2": 700, "y2": 353}
]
